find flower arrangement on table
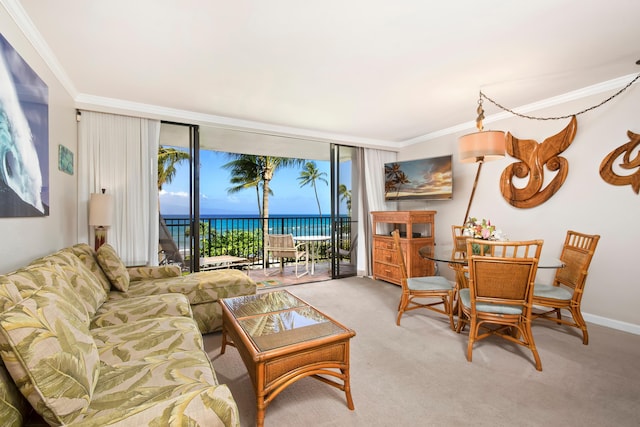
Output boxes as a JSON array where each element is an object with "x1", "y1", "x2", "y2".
[{"x1": 463, "y1": 217, "x2": 505, "y2": 254}]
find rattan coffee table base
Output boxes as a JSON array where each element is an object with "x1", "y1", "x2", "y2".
[{"x1": 219, "y1": 291, "x2": 355, "y2": 427}]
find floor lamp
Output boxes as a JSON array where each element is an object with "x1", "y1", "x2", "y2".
[
  {"x1": 458, "y1": 96, "x2": 505, "y2": 225},
  {"x1": 89, "y1": 189, "x2": 113, "y2": 251}
]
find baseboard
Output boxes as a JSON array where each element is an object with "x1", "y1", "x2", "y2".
[{"x1": 583, "y1": 312, "x2": 640, "y2": 335}]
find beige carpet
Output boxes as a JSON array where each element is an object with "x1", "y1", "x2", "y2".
[{"x1": 204, "y1": 276, "x2": 640, "y2": 427}]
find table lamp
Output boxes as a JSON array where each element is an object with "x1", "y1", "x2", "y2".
[{"x1": 89, "y1": 189, "x2": 113, "y2": 250}]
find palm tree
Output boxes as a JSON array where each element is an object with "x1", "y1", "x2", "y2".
[
  {"x1": 338, "y1": 184, "x2": 352, "y2": 217},
  {"x1": 157, "y1": 145, "x2": 189, "y2": 265},
  {"x1": 223, "y1": 154, "x2": 271, "y2": 216},
  {"x1": 297, "y1": 161, "x2": 328, "y2": 216},
  {"x1": 384, "y1": 163, "x2": 411, "y2": 199},
  {"x1": 223, "y1": 154, "x2": 305, "y2": 266},
  {"x1": 158, "y1": 146, "x2": 189, "y2": 191}
]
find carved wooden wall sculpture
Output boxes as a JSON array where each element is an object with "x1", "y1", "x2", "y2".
[
  {"x1": 500, "y1": 116, "x2": 577, "y2": 208},
  {"x1": 599, "y1": 130, "x2": 640, "y2": 194}
]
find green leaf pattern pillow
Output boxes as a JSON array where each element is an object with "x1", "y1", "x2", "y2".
[
  {"x1": 0, "y1": 288, "x2": 100, "y2": 425},
  {"x1": 96, "y1": 245, "x2": 130, "y2": 292}
]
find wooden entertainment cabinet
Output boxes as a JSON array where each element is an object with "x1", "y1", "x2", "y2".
[{"x1": 371, "y1": 210, "x2": 436, "y2": 286}]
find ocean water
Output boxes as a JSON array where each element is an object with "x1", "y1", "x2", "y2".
[{"x1": 162, "y1": 214, "x2": 348, "y2": 251}]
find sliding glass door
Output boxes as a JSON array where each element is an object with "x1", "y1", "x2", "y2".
[{"x1": 330, "y1": 144, "x2": 358, "y2": 279}]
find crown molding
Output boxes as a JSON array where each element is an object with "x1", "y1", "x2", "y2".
[
  {"x1": 2, "y1": 0, "x2": 78, "y2": 97},
  {"x1": 398, "y1": 73, "x2": 639, "y2": 147},
  {"x1": 6, "y1": 0, "x2": 636, "y2": 150}
]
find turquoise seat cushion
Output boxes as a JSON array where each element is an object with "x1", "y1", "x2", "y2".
[
  {"x1": 533, "y1": 284, "x2": 572, "y2": 300},
  {"x1": 407, "y1": 275, "x2": 452, "y2": 291},
  {"x1": 459, "y1": 288, "x2": 523, "y2": 315}
]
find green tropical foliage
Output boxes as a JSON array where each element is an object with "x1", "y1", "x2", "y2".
[
  {"x1": 158, "y1": 146, "x2": 189, "y2": 191},
  {"x1": 297, "y1": 161, "x2": 328, "y2": 216},
  {"x1": 338, "y1": 184, "x2": 352, "y2": 216},
  {"x1": 223, "y1": 154, "x2": 305, "y2": 266}
]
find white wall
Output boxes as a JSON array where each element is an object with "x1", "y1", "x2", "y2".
[
  {"x1": 0, "y1": 6, "x2": 78, "y2": 273},
  {"x1": 397, "y1": 83, "x2": 640, "y2": 333}
]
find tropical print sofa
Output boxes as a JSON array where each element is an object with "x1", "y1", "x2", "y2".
[{"x1": 0, "y1": 243, "x2": 256, "y2": 426}]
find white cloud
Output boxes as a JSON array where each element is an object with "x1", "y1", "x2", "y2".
[{"x1": 159, "y1": 190, "x2": 188, "y2": 198}]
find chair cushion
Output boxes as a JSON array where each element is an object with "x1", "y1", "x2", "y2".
[
  {"x1": 533, "y1": 284, "x2": 572, "y2": 301},
  {"x1": 407, "y1": 275, "x2": 453, "y2": 291},
  {"x1": 459, "y1": 288, "x2": 523, "y2": 315},
  {"x1": 96, "y1": 244, "x2": 130, "y2": 292}
]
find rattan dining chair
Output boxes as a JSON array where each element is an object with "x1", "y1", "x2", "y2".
[
  {"x1": 392, "y1": 230, "x2": 455, "y2": 330},
  {"x1": 265, "y1": 234, "x2": 309, "y2": 278},
  {"x1": 457, "y1": 238, "x2": 544, "y2": 371},
  {"x1": 451, "y1": 225, "x2": 468, "y2": 262},
  {"x1": 532, "y1": 230, "x2": 600, "y2": 344}
]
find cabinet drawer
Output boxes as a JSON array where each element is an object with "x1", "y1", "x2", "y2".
[
  {"x1": 374, "y1": 238, "x2": 395, "y2": 250},
  {"x1": 374, "y1": 247, "x2": 397, "y2": 264},
  {"x1": 373, "y1": 262, "x2": 401, "y2": 281}
]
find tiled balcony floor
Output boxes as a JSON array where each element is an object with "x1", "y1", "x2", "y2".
[{"x1": 245, "y1": 260, "x2": 355, "y2": 289}]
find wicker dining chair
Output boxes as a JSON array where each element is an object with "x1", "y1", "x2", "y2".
[
  {"x1": 392, "y1": 230, "x2": 455, "y2": 330},
  {"x1": 532, "y1": 230, "x2": 600, "y2": 345},
  {"x1": 457, "y1": 238, "x2": 544, "y2": 371},
  {"x1": 451, "y1": 225, "x2": 468, "y2": 262},
  {"x1": 265, "y1": 234, "x2": 309, "y2": 278}
]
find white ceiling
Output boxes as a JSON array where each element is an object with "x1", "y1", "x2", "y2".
[{"x1": 10, "y1": 0, "x2": 640, "y2": 148}]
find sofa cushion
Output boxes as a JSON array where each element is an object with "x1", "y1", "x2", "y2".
[
  {"x1": 118, "y1": 269, "x2": 257, "y2": 304},
  {"x1": 91, "y1": 316, "x2": 204, "y2": 365},
  {"x1": 69, "y1": 244, "x2": 112, "y2": 292},
  {"x1": 96, "y1": 244, "x2": 130, "y2": 292},
  {"x1": 90, "y1": 293, "x2": 192, "y2": 330},
  {"x1": 83, "y1": 351, "x2": 239, "y2": 426},
  {"x1": 0, "y1": 287, "x2": 101, "y2": 425},
  {"x1": 41, "y1": 250, "x2": 108, "y2": 318},
  {"x1": 0, "y1": 362, "x2": 29, "y2": 427},
  {"x1": 0, "y1": 262, "x2": 89, "y2": 324}
]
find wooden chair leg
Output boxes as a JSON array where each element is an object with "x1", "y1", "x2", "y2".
[{"x1": 570, "y1": 306, "x2": 589, "y2": 345}]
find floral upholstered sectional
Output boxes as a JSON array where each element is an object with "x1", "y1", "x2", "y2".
[{"x1": 0, "y1": 243, "x2": 256, "y2": 426}]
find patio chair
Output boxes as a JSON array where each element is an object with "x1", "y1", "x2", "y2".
[
  {"x1": 457, "y1": 238, "x2": 544, "y2": 371},
  {"x1": 266, "y1": 234, "x2": 309, "y2": 278},
  {"x1": 328, "y1": 234, "x2": 357, "y2": 260},
  {"x1": 532, "y1": 230, "x2": 600, "y2": 344},
  {"x1": 393, "y1": 230, "x2": 455, "y2": 329},
  {"x1": 158, "y1": 217, "x2": 183, "y2": 266}
]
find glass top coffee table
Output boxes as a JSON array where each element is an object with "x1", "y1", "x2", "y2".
[{"x1": 219, "y1": 289, "x2": 356, "y2": 427}]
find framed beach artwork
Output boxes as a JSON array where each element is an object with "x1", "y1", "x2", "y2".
[
  {"x1": 0, "y1": 33, "x2": 49, "y2": 217},
  {"x1": 384, "y1": 155, "x2": 453, "y2": 201}
]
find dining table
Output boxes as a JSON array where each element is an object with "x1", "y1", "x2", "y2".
[
  {"x1": 418, "y1": 244, "x2": 564, "y2": 326},
  {"x1": 294, "y1": 235, "x2": 331, "y2": 275}
]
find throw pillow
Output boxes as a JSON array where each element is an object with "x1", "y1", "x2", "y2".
[
  {"x1": 96, "y1": 244, "x2": 130, "y2": 292},
  {"x1": 0, "y1": 289, "x2": 100, "y2": 425}
]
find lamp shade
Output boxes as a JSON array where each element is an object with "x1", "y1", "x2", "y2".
[
  {"x1": 89, "y1": 193, "x2": 113, "y2": 227},
  {"x1": 458, "y1": 130, "x2": 506, "y2": 163}
]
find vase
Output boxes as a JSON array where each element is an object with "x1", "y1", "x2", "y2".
[{"x1": 471, "y1": 242, "x2": 490, "y2": 255}]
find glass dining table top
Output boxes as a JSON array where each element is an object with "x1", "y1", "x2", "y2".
[{"x1": 419, "y1": 245, "x2": 565, "y2": 269}]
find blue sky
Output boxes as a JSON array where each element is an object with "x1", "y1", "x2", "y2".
[{"x1": 159, "y1": 149, "x2": 337, "y2": 216}]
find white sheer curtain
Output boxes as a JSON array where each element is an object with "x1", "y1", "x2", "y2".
[
  {"x1": 356, "y1": 147, "x2": 397, "y2": 276},
  {"x1": 77, "y1": 111, "x2": 159, "y2": 266}
]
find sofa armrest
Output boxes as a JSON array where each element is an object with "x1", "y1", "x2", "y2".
[{"x1": 127, "y1": 265, "x2": 181, "y2": 281}]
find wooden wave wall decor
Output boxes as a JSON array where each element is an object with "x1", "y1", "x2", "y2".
[
  {"x1": 599, "y1": 130, "x2": 640, "y2": 194},
  {"x1": 500, "y1": 116, "x2": 577, "y2": 208}
]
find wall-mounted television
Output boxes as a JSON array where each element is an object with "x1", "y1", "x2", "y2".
[{"x1": 384, "y1": 155, "x2": 453, "y2": 201}]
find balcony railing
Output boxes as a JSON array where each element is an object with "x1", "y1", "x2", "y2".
[{"x1": 162, "y1": 215, "x2": 354, "y2": 270}]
